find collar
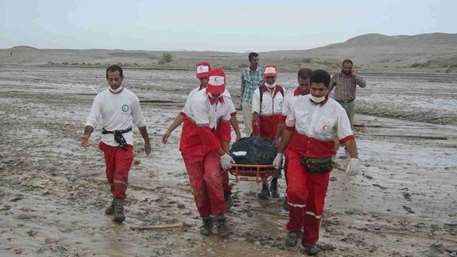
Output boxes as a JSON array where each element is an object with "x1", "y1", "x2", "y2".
[
  {"x1": 108, "y1": 86, "x2": 124, "y2": 94},
  {"x1": 293, "y1": 86, "x2": 308, "y2": 96},
  {"x1": 260, "y1": 84, "x2": 282, "y2": 97}
]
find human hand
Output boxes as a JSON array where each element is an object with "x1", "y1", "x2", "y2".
[
  {"x1": 272, "y1": 153, "x2": 284, "y2": 169},
  {"x1": 144, "y1": 141, "x2": 152, "y2": 156},
  {"x1": 345, "y1": 158, "x2": 360, "y2": 176},
  {"x1": 220, "y1": 153, "x2": 234, "y2": 170},
  {"x1": 161, "y1": 131, "x2": 171, "y2": 144},
  {"x1": 80, "y1": 134, "x2": 90, "y2": 148}
]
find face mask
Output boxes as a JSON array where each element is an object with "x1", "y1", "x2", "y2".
[
  {"x1": 109, "y1": 85, "x2": 123, "y2": 94},
  {"x1": 265, "y1": 82, "x2": 276, "y2": 89},
  {"x1": 309, "y1": 95, "x2": 326, "y2": 103}
]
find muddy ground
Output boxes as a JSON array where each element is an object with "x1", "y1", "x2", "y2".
[{"x1": 0, "y1": 66, "x2": 456, "y2": 257}]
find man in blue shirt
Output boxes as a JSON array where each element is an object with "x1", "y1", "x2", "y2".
[{"x1": 240, "y1": 52, "x2": 264, "y2": 136}]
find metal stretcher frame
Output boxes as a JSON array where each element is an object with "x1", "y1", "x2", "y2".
[{"x1": 229, "y1": 163, "x2": 277, "y2": 183}]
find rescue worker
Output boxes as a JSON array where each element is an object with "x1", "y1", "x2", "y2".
[
  {"x1": 281, "y1": 68, "x2": 313, "y2": 210},
  {"x1": 178, "y1": 68, "x2": 235, "y2": 237},
  {"x1": 273, "y1": 69, "x2": 360, "y2": 255},
  {"x1": 80, "y1": 65, "x2": 151, "y2": 223},
  {"x1": 161, "y1": 62, "x2": 241, "y2": 207},
  {"x1": 251, "y1": 64, "x2": 286, "y2": 199}
]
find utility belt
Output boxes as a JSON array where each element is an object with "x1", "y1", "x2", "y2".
[
  {"x1": 102, "y1": 127, "x2": 132, "y2": 148},
  {"x1": 300, "y1": 156, "x2": 333, "y2": 173},
  {"x1": 337, "y1": 99, "x2": 354, "y2": 104}
]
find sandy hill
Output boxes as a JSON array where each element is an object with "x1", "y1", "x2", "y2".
[{"x1": 1, "y1": 33, "x2": 457, "y2": 72}]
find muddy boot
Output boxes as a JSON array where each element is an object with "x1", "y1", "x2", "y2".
[
  {"x1": 215, "y1": 215, "x2": 230, "y2": 238},
  {"x1": 199, "y1": 217, "x2": 213, "y2": 236},
  {"x1": 285, "y1": 231, "x2": 300, "y2": 247},
  {"x1": 112, "y1": 199, "x2": 125, "y2": 223},
  {"x1": 105, "y1": 200, "x2": 114, "y2": 215},
  {"x1": 224, "y1": 192, "x2": 233, "y2": 209},
  {"x1": 270, "y1": 178, "x2": 279, "y2": 198},
  {"x1": 257, "y1": 183, "x2": 270, "y2": 200},
  {"x1": 303, "y1": 244, "x2": 321, "y2": 256}
]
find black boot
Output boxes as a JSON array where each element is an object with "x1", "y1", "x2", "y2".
[
  {"x1": 270, "y1": 178, "x2": 279, "y2": 198},
  {"x1": 303, "y1": 244, "x2": 321, "y2": 255},
  {"x1": 199, "y1": 217, "x2": 213, "y2": 236},
  {"x1": 112, "y1": 199, "x2": 125, "y2": 223},
  {"x1": 215, "y1": 215, "x2": 230, "y2": 238},
  {"x1": 105, "y1": 200, "x2": 114, "y2": 215},
  {"x1": 285, "y1": 231, "x2": 301, "y2": 247},
  {"x1": 224, "y1": 192, "x2": 233, "y2": 209},
  {"x1": 257, "y1": 183, "x2": 270, "y2": 200}
]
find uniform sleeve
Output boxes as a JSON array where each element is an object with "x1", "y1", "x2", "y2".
[
  {"x1": 224, "y1": 97, "x2": 236, "y2": 121},
  {"x1": 278, "y1": 88, "x2": 287, "y2": 122},
  {"x1": 85, "y1": 94, "x2": 102, "y2": 128},
  {"x1": 336, "y1": 107, "x2": 354, "y2": 144},
  {"x1": 251, "y1": 88, "x2": 260, "y2": 114},
  {"x1": 182, "y1": 89, "x2": 196, "y2": 116},
  {"x1": 132, "y1": 95, "x2": 146, "y2": 128},
  {"x1": 285, "y1": 102, "x2": 295, "y2": 130},
  {"x1": 282, "y1": 94, "x2": 291, "y2": 116}
]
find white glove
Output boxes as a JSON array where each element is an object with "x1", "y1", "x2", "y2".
[
  {"x1": 272, "y1": 153, "x2": 284, "y2": 169},
  {"x1": 345, "y1": 158, "x2": 360, "y2": 176},
  {"x1": 220, "y1": 153, "x2": 234, "y2": 170}
]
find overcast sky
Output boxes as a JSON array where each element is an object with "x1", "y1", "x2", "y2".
[{"x1": 1, "y1": 0, "x2": 456, "y2": 52}]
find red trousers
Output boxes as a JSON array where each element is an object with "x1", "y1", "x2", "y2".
[
  {"x1": 222, "y1": 170, "x2": 231, "y2": 194},
  {"x1": 252, "y1": 115, "x2": 281, "y2": 140},
  {"x1": 182, "y1": 151, "x2": 225, "y2": 217},
  {"x1": 286, "y1": 149, "x2": 330, "y2": 246},
  {"x1": 99, "y1": 142, "x2": 134, "y2": 200}
]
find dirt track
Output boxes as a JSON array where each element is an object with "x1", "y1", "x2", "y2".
[{"x1": 0, "y1": 66, "x2": 456, "y2": 257}]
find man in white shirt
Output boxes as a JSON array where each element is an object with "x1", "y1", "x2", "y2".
[
  {"x1": 178, "y1": 68, "x2": 235, "y2": 238},
  {"x1": 273, "y1": 69, "x2": 360, "y2": 255},
  {"x1": 251, "y1": 64, "x2": 286, "y2": 199},
  {"x1": 281, "y1": 68, "x2": 313, "y2": 210},
  {"x1": 161, "y1": 62, "x2": 241, "y2": 207},
  {"x1": 80, "y1": 65, "x2": 151, "y2": 223}
]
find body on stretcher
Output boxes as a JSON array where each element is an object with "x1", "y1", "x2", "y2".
[{"x1": 228, "y1": 136, "x2": 279, "y2": 183}]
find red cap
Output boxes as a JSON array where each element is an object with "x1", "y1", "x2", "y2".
[
  {"x1": 207, "y1": 68, "x2": 225, "y2": 94},
  {"x1": 196, "y1": 62, "x2": 211, "y2": 79},
  {"x1": 264, "y1": 64, "x2": 278, "y2": 78}
]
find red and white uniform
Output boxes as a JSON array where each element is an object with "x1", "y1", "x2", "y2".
[
  {"x1": 85, "y1": 88, "x2": 146, "y2": 200},
  {"x1": 282, "y1": 86, "x2": 309, "y2": 181},
  {"x1": 284, "y1": 94, "x2": 353, "y2": 246},
  {"x1": 179, "y1": 70, "x2": 234, "y2": 217},
  {"x1": 251, "y1": 84, "x2": 286, "y2": 139}
]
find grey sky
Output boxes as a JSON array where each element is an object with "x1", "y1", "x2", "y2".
[{"x1": 1, "y1": 0, "x2": 455, "y2": 52}]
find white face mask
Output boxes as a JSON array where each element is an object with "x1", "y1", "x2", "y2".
[
  {"x1": 109, "y1": 85, "x2": 123, "y2": 93},
  {"x1": 309, "y1": 95, "x2": 326, "y2": 103},
  {"x1": 265, "y1": 82, "x2": 276, "y2": 89}
]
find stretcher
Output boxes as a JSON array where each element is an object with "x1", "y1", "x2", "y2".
[{"x1": 229, "y1": 163, "x2": 278, "y2": 183}]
